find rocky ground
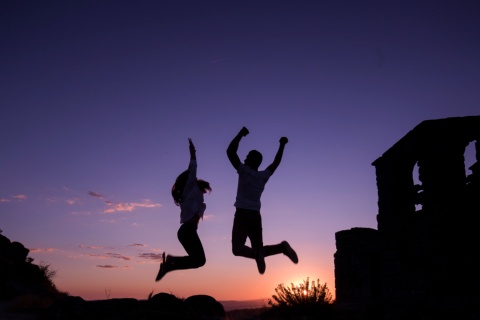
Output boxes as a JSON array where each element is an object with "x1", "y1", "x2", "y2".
[
  {"x1": 0, "y1": 231, "x2": 232, "y2": 319},
  {"x1": 1, "y1": 231, "x2": 332, "y2": 320}
]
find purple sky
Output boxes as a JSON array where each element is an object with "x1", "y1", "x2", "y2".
[{"x1": 1, "y1": 0, "x2": 479, "y2": 301}]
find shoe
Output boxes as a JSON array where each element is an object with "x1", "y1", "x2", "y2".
[
  {"x1": 255, "y1": 249, "x2": 266, "y2": 274},
  {"x1": 281, "y1": 241, "x2": 298, "y2": 264},
  {"x1": 155, "y1": 252, "x2": 167, "y2": 282}
]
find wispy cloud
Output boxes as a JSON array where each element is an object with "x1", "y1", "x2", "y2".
[
  {"x1": 88, "y1": 253, "x2": 131, "y2": 261},
  {"x1": 100, "y1": 219, "x2": 116, "y2": 223},
  {"x1": 97, "y1": 264, "x2": 132, "y2": 269},
  {"x1": 70, "y1": 211, "x2": 93, "y2": 215},
  {"x1": 96, "y1": 265, "x2": 131, "y2": 269},
  {"x1": 78, "y1": 245, "x2": 105, "y2": 249},
  {"x1": 106, "y1": 253, "x2": 131, "y2": 261},
  {"x1": 103, "y1": 199, "x2": 160, "y2": 213},
  {"x1": 138, "y1": 253, "x2": 163, "y2": 261},
  {"x1": 96, "y1": 265, "x2": 117, "y2": 268},
  {"x1": 87, "y1": 191, "x2": 161, "y2": 214},
  {"x1": 66, "y1": 198, "x2": 81, "y2": 205},
  {"x1": 128, "y1": 243, "x2": 146, "y2": 247},
  {"x1": 1, "y1": 194, "x2": 27, "y2": 202},
  {"x1": 88, "y1": 191, "x2": 104, "y2": 199},
  {"x1": 30, "y1": 248, "x2": 57, "y2": 253}
]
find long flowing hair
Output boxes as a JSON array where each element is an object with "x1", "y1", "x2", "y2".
[{"x1": 171, "y1": 170, "x2": 211, "y2": 206}]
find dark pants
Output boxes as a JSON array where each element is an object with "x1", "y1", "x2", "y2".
[
  {"x1": 231, "y1": 208, "x2": 283, "y2": 258},
  {"x1": 168, "y1": 221, "x2": 206, "y2": 270}
]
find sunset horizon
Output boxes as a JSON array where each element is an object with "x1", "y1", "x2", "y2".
[{"x1": 2, "y1": 0, "x2": 479, "y2": 306}]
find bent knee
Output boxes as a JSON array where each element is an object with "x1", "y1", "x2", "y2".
[
  {"x1": 194, "y1": 257, "x2": 206, "y2": 268},
  {"x1": 232, "y1": 245, "x2": 243, "y2": 257}
]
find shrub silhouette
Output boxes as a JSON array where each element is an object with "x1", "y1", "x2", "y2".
[
  {"x1": 266, "y1": 277, "x2": 334, "y2": 319},
  {"x1": 0, "y1": 230, "x2": 68, "y2": 315}
]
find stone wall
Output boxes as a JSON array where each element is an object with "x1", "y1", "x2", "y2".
[{"x1": 334, "y1": 116, "x2": 480, "y2": 320}]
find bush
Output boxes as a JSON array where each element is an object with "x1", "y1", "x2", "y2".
[{"x1": 266, "y1": 277, "x2": 334, "y2": 319}]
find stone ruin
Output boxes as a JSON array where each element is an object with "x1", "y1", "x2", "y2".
[{"x1": 334, "y1": 116, "x2": 480, "y2": 320}]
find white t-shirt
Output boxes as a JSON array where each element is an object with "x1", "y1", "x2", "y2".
[
  {"x1": 234, "y1": 163, "x2": 271, "y2": 211},
  {"x1": 180, "y1": 159, "x2": 206, "y2": 223}
]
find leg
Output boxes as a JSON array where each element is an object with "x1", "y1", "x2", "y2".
[
  {"x1": 246, "y1": 210, "x2": 266, "y2": 274},
  {"x1": 263, "y1": 241, "x2": 298, "y2": 264},
  {"x1": 165, "y1": 222, "x2": 206, "y2": 272},
  {"x1": 263, "y1": 244, "x2": 283, "y2": 257},
  {"x1": 231, "y1": 209, "x2": 266, "y2": 274},
  {"x1": 231, "y1": 209, "x2": 257, "y2": 258},
  {"x1": 155, "y1": 251, "x2": 167, "y2": 282}
]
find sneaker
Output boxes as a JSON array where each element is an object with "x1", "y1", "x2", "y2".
[
  {"x1": 155, "y1": 252, "x2": 167, "y2": 282},
  {"x1": 255, "y1": 249, "x2": 266, "y2": 274},
  {"x1": 281, "y1": 241, "x2": 298, "y2": 264}
]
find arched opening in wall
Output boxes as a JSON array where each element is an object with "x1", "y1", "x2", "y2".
[
  {"x1": 465, "y1": 140, "x2": 477, "y2": 183},
  {"x1": 413, "y1": 161, "x2": 422, "y2": 212}
]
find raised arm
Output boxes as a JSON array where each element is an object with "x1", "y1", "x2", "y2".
[
  {"x1": 227, "y1": 127, "x2": 249, "y2": 170},
  {"x1": 266, "y1": 137, "x2": 288, "y2": 175},
  {"x1": 188, "y1": 138, "x2": 196, "y2": 161}
]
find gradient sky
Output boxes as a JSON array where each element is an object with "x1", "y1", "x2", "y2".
[{"x1": 1, "y1": 1, "x2": 479, "y2": 301}]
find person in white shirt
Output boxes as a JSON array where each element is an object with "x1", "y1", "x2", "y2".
[
  {"x1": 155, "y1": 138, "x2": 211, "y2": 282},
  {"x1": 227, "y1": 127, "x2": 298, "y2": 274}
]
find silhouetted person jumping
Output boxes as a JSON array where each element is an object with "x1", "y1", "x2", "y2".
[
  {"x1": 227, "y1": 126, "x2": 298, "y2": 274},
  {"x1": 156, "y1": 138, "x2": 211, "y2": 282}
]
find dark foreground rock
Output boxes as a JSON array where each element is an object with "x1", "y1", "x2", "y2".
[
  {"x1": 44, "y1": 293, "x2": 226, "y2": 320},
  {"x1": 1, "y1": 232, "x2": 226, "y2": 319}
]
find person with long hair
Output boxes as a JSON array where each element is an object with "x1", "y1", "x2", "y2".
[
  {"x1": 227, "y1": 126, "x2": 298, "y2": 274},
  {"x1": 155, "y1": 138, "x2": 211, "y2": 281}
]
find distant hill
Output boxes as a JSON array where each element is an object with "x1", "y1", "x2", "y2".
[{"x1": 219, "y1": 298, "x2": 269, "y2": 311}]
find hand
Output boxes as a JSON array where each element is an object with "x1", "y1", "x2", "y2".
[
  {"x1": 239, "y1": 127, "x2": 249, "y2": 137},
  {"x1": 279, "y1": 137, "x2": 288, "y2": 145},
  {"x1": 188, "y1": 138, "x2": 196, "y2": 152}
]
